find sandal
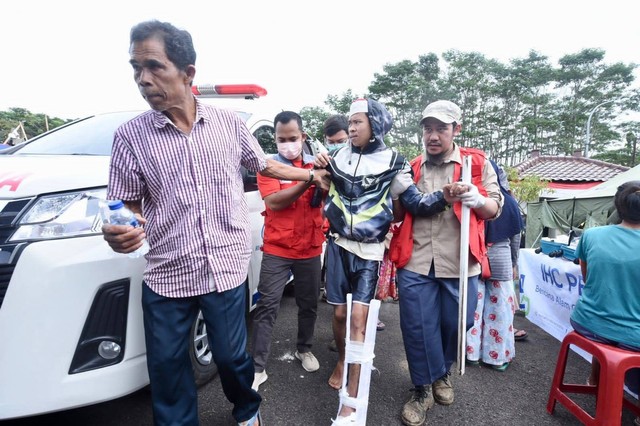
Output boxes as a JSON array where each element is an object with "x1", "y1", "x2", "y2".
[
  {"x1": 466, "y1": 358, "x2": 480, "y2": 366},
  {"x1": 514, "y1": 329, "x2": 528, "y2": 341},
  {"x1": 490, "y1": 362, "x2": 510, "y2": 372}
]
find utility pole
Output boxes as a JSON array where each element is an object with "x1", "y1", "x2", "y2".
[
  {"x1": 627, "y1": 131, "x2": 637, "y2": 166},
  {"x1": 584, "y1": 100, "x2": 614, "y2": 158}
]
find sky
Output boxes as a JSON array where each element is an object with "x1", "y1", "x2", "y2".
[{"x1": 1, "y1": 0, "x2": 638, "y2": 120}]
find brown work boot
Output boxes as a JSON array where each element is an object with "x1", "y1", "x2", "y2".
[
  {"x1": 432, "y1": 371, "x2": 454, "y2": 405},
  {"x1": 401, "y1": 385, "x2": 434, "y2": 426}
]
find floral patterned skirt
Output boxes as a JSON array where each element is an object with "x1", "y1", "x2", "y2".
[
  {"x1": 375, "y1": 251, "x2": 397, "y2": 301},
  {"x1": 466, "y1": 279, "x2": 516, "y2": 365}
]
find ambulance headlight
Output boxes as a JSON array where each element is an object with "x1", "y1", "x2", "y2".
[{"x1": 10, "y1": 188, "x2": 108, "y2": 242}]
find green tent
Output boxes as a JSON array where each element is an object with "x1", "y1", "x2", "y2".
[{"x1": 525, "y1": 164, "x2": 640, "y2": 247}]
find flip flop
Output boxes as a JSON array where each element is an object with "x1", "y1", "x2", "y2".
[
  {"x1": 490, "y1": 362, "x2": 510, "y2": 372},
  {"x1": 514, "y1": 329, "x2": 528, "y2": 341}
]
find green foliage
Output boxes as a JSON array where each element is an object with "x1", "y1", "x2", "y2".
[
  {"x1": 1, "y1": 108, "x2": 70, "y2": 143},
  {"x1": 324, "y1": 90, "x2": 357, "y2": 115},
  {"x1": 297, "y1": 47, "x2": 639, "y2": 170},
  {"x1": 300, "y1": 106, "x2": 331, "y2": 144},
  {"x1": 368, "y1": 55, "x2": 441, "y2": 154},
  {"x1": 506, "y1": 167, "x2": 551, "y2": 203},
  {"x1": 393, "y1": 142, "x2": 422, "y2": 161},
  {"x1": 4, "y1": 47, "x2": 639, "y2": 171}
]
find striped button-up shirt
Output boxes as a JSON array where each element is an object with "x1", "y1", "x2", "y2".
[{"x1": 108, "y1": 100, "x2": 267, "y2": 297}]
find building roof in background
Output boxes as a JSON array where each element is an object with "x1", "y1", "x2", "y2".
[{"x1": 514, "y1": 150, "x2": 629, "y2": 183}]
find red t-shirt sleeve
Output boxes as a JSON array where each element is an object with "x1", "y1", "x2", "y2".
[{"x1": 258, "y1": 173, "x2": 284, "y2": 199}]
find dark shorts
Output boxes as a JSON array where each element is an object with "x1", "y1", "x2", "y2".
[{"x1": 325, "y1": 237, "x2": 380, "y2": 305}]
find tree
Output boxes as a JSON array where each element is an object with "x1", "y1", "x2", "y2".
[
  {"x1": 300, "y1": 106, "x2": 331, "y2": 143},
  {"x1": 368, "y1": 54, "x2": 441, "y2": 154},
  {"x1": 324, "y1": 90, "x2": 357, "y2": 115},
  {"x1": 554, "y1": 49, "x2": 637, "y2": 156},
  {"x1": 594, "y1": 121, "x2": 640, "y2": 166},
  {"x1": 300, "y1": 90, "x2": 363, "y2": 144},
  {"x1": 505, "y1": 167, "x2": 551, "y2": 204},
  {"x1": 494, "y1": 51, "x2": 557, "y2": 165},
  {"x1": 1, "y1": 107, "x2": 70, "y2": 142}
]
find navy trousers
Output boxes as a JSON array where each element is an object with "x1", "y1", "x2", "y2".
[
  {"x1": 397, "y1": 268, "x2": 478, "y2": 385},
  {"x1": 142, "y1": 283, "x2": 261, "y2": 425}
]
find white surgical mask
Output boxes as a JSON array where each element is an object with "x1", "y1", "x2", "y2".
[{"x1": 277, "y1": 141, "x2": 302, "y2": 160}]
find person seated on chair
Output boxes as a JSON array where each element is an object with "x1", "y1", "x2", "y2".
[{"x1": 569, "y1": 180, "x2": 640, "y2": 397}]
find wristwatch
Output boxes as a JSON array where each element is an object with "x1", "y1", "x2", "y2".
[{"x1": 307, "y1": 169, "x2": 315, "y2": 183}]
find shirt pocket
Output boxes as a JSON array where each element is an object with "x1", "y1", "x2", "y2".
[{"x1": 263, "y1": 214, "x2": 295, "y2": 248}]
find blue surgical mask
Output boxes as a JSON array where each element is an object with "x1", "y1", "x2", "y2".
[{"x1": 326, "y1": 142, "x2": 347, "y2": 154}]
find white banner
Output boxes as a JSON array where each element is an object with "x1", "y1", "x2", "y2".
[
  {"x1": 518, "y1": 248, "x2": 590, "y2": 361},
  {"x1": 518, "y1": 249, "x2": 640, "y2": 397}
]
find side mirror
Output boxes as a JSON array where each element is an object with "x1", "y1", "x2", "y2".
[{"x1": 242, "y1": 166, "x2": 258, "y2": 192}]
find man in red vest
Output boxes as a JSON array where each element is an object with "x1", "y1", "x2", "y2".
[
  {"x1": 390, "y1": 100, "x2": 503, "y2": 426},
  {"x1": 249, "y1": 111, "x2": 326, "y2": 392}
]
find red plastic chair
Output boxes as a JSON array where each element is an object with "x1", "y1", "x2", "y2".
[{"x1": 547, "y1": 331, "x2": 640, "y2": 425}]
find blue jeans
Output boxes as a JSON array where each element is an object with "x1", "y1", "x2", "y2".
[
  {"x1": 397, "y1": 267, "x2": 478, "y2": 385},
  {"x1": 142, "y1": 283, "x2": 261, "y2": 425}
]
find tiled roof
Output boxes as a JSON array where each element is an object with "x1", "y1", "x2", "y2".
[{"x1": 514, "y1": 155, "x2": 629, "y2": 182}]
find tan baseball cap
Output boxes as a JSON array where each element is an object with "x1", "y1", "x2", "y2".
[{"x1": 420, "y1": 100, "x2": 462, "y2": 124}]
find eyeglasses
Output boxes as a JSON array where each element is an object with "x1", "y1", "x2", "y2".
[{"x1": 324, "y1": 137, "x2": 349, "y2": 145}]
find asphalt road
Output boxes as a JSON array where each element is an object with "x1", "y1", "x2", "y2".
[{"x1": 3, "y1": 288, "x2": 638, "y2": 425}]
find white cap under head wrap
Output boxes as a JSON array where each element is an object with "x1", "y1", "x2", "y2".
[{"x1": 349, "y1": 98, "x2": 368, "y2": 118}]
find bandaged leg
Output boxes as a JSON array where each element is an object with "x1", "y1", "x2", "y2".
[{"x1": 332, "y1": 293, "x2": 381, "y2": 426}]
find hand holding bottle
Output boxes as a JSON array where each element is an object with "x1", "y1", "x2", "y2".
[{"x1": 102, "y1": 200, "x2": 149, "y2": 258}]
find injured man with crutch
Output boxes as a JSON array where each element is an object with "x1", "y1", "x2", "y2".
[{"x1": 315, "y1": 97, "x2": 456, "y2": 425}]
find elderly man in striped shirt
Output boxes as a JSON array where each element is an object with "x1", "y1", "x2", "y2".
[{"x1": 102, "y1": 20, "x2": 328, "y2": 426}]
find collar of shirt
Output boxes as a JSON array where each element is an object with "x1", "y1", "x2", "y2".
[
  {"x1": 148, "y1": 97, "x2": 212, "y2": 129},
  {"x1": 273, "y1": 152, "x2": 316, "y2": 166}
]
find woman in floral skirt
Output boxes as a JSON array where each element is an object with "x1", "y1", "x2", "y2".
[{"x1": 466, "y1": 160, "x2": 524, "y2": 371}]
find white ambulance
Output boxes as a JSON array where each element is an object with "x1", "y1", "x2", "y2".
[{"x1": 0, "y1": 84, "x2": 308, "y2": 419}]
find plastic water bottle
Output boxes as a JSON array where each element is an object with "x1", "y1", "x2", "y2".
[{"x1": 106, "y1": 200, "x2": 150, "y2": 258}]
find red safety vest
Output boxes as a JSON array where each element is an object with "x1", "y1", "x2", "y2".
[
  {"x1": 258, "y1": 163, "x2": 326, "y2": 259},
  {"x1": 389, "y1": 147, "x2": 490, "y2": 277}
]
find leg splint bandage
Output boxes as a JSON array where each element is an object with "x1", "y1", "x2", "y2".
[{"x1": 332, "y1": 294, "x2": 381, "y2": 426}]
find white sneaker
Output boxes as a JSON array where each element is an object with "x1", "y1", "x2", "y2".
[
  {"x1": 252, "y1": 370, "x2": 268, "y2": 391},
  {"x1": 295, "y1": 350, "x2": 319, "y2": 372}
]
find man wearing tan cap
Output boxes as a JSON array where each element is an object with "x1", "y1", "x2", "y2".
[{"x1": 389, "y1": 100, "x2": 503, "y2": 426}]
